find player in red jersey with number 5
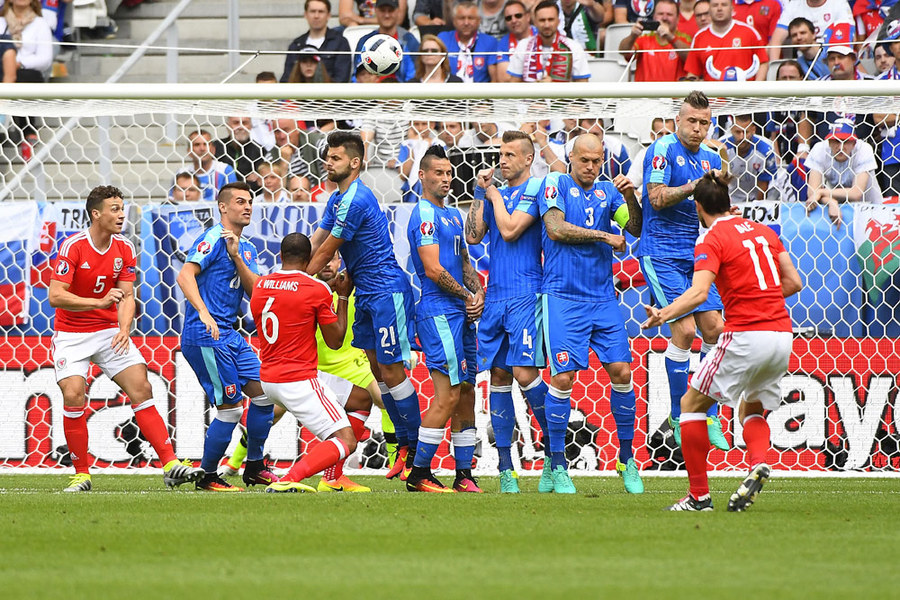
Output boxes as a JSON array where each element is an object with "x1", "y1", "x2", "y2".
[
  {"x1": 643, "y1": 172, "x2": 803, "y2": 512},
  {"x1": 249, "y1": 233, "x2": 360, "y2": 493},
  {"x1": 49, "y1": 186, "x2": 204, "y2": 492}
]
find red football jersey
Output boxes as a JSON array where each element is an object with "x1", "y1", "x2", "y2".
[
  {"x1": 678, "y1": 13, "x2": 699, "y2": 40},
  {"x1": 249, "y1": 270, "x2": 337, "y2": 383},
  {"x1": 633, "y1": 33, "x2": 688, "y2": 81},
  {"x1": 733, "y1": 0, "x2": 782, "y2": 41},
  {"x1": 684, "y1": 21, "x2": 768, "y2": 81},
  {"x1": 694, "y1": 216, "x2": 793, "y2": 333},
  {"x1": 51, "y1": 231, "x2": 137, "y2": 333}
]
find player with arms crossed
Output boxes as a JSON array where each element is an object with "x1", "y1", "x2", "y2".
[
  {"x1": 643, "y1": 172, "x2": 802, "y2": 511},
  {"x1": 406, "y1": 146, "x2": 486, "y2": 493},
  {"x1": 50, "y1": 185, "x2": 203, "y2": 492},
  {"x1": 539, "y1": 134, "x2": 644, "y2": 494},
  {"x1": 177, "y1": 182, "x2": 276, "y2": 492},
  {"x1": 306, "y1": 131, "x2": 423, "y2": 481},
  {"x1": 641, "y1": 90, "x2": 731, "y2": 452},
  {"x1": 465, "y1": 130, "x2": 552, "y2": 494},
  {"x1": 250, "y1": 234, "x2": 364, "y2": 493}
]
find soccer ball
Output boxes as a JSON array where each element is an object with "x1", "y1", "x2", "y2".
[{"x1": 361, "y1": 34, "x2": 403, "y2": 77}]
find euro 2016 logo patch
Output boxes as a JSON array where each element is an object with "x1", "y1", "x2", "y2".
[
  {"x1": 556, "y1": 351, "x2": 569, "y2": 366},
  {"x1": 197, "y1": 240, "x2": 211, "y2": 254},
  {"x1": 701, "y1": 160, "x2": 711, "y2": 171},
  {"x1": 225, "y1": 384, "x2": 237, "y2": 398},
  {"x1": 55, "y1": 261, "x2": 69, "y2": 276},
  {"x1": 544, "y1": 185, "x2": 558, "y2": 200},
  {"x1": 651, "y1": 155, "x2": 667, "y2": 170},
  {"x1": 420, "y1": 221, "x2": 435, "y2": 236}
]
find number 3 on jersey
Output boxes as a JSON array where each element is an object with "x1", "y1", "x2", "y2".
[{"x1": 742, "y1": 236, "x2": 780, "y2": 291}]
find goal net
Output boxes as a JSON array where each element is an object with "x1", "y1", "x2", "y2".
[{"x1": 0, "y1": 81, "x2": 897, "y2": 476}]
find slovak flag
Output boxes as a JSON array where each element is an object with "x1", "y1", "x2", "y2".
[{"x1": 0, "y1": 203, "x2": 39, "y2": 326}]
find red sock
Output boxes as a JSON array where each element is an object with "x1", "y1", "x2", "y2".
[
  {"x1": 323, "y1": 411, "x2": 369, "y2": 481},
  {"x1": 681, "y1": 415, "x2": 711, "y2": 499},
  {"x1": 286, "y1": 438, "x2": 348, "y2": 482},
  {"x1": 742, "y1": 415, "x2": 770, "y2": 467},
  {"x1": 132, "y1": 400, "x2": 177, "y2": 466},
  {"x1": 63, "y1": 408, "x2": 91, "y2": 474}
]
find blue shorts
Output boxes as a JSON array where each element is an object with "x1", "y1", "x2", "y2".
[
  {"x1": 640, "y1": 256, "x2": 724, "y2": 316},
  {"x1": 542, "y1": 294, "x2": 632, "y2": 375},
  {"x1": 416, "y1": 312, "x2": 477, "y2": 386},
  {"x1": 352, "y1": 289, "x2": 416, "y2": 366},
  {"x1": 182, "y1": 334, "x2": 260, "y2": 406},
  {"x1": 477, "y1": 293, "x2": 545, "y2": 372}
]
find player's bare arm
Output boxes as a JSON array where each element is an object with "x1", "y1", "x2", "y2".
[
  {"x1": 703, "y1": 138, "x2": 732, "y2": 182},
  {"x1": 320, "y1": 270, "x2": 354, "y2": 349},
  {"x1": 418, "y1": 243, "x2": 471, "y2": 302},
  {"x1": 48, "y1": 279, "x2": 124, "y2": 311},
  {"x1": 778, "y1": 251, "x2": 803, "y2": 298},
  {"x1": 487, "y1": 186, "x2": 538, "y2": 242},
  {"x1": 466, "y1": 168, "x2": 492, "y2": 244},
  {"x1": 543, "y1": 208, "x2": 626, "y2": 251},
  {"x1": 642, "y1": 269, "x2": 716, "y2": 329},
  {"x1": 612, "y1": 174, "x2": 643, "y2": 237},
  {"x1": 222, "y1": 228, "x2": 259, "y2": 294},
  {"x1": 111, "y1": 280, "x2": 136, "y2": 355},
  {"x1": 309, "y1": 226, "x2": 330, "y2": 256},
  {"x1": 306, "y1": 231, "x2": 344, "y2": 276},
  {"x1": 646, "y1": 180, "x2": 700, "y2": 210},
  {"x1": 461, "y1": 246, "x2": 485, "y2": 321},
  {"x1": 176, "y1": 262, "x2": 219, "y2": 341}
]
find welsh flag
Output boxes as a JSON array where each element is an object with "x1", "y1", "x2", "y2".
[{"x1": 854, "y1": 203, "x2": 900, "y2": 303}]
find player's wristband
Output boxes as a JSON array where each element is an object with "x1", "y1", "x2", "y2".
[
  {"x1": 338, "y1": 296, "x2": 349, "y2": 302},
  {"x1": 474, "y1": 186, "x2": 486, "y2": 200}
]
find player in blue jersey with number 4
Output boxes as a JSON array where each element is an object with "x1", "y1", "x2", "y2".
[
  {"x1": 177, "y1": 182, "x2": 277, "y2": 492},
  {"x1": 306, "y1": 131, "x2": 423, "y2": 482},
  {"x1": 539, "y1": 133, "x2": 644, "y2": 494},
  {"x1": 640, "y1": 90, "x2": 731, "y2": 452},
  {"x1": 465, "y1": 130, "x2": 555, "y2": 494}
]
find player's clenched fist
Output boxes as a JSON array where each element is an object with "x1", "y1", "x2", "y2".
[
  {"x1": 607, "y1": 233, "x2": 627, "y2": 253},
  {"x1": 97, "y1": 287, "x2": 125, "y2": 309},
  {"x1": 475, "y1": 167, "x2": 494, "y2": 189},
  {"x1": 221, "y1": 228, "x2": 241, "y2": 261},
  {"x1": 332, "y1": 270, "x2": 354, "y2": 297}
]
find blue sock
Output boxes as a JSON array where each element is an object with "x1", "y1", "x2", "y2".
[
  {"x1": 545, "y1": 385, "x2": 571, "y2": 470},
  {"x1": 521, "y1": 376, "x2": 549, "y2": 453},
  {"x1": 200, "y1": 417, "x2": 238, "y2": 473},
  {"x1": 390, "y1": 379, "x2": 421, "y2": 451},
  {"x1": 700, "y1": 343, "x2": 718, "y2": 419},
  {"x1": 379, "y1": 383, "x2": 408, "y2": 447},
  {"x1": 611, "y1": 384, "x2": 636, "y2": 463},
  {"x1": 413, "y1": 426, "x2": 444, "y2": 469},
  {"x1": 245, "y1": 401, "x2": 274, "y2": 461},
  {"x1": 665, "y1": 344, "x2": 691, "y2": 419},
  {"x1": 490, "y1": 384, "x2": 515, "y2": 471},
  {"x1": 452, "y1": 428, "x2": 476, "y2": 472}
]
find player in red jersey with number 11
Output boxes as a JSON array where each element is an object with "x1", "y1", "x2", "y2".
[{"x1": 643, "y1": 172, "x2": 803, "y2": 512}]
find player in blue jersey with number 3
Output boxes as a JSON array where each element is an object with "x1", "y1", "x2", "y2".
[
  {"x1": 465, "y1": 130, "x2": 555, "y2": 494},
  {"x1": 177, "y1": 182, "x2": 277, "y2": 492},
  {"x1": 539, "y1": 133, "x2": 644, "y2": 494},
  {"x1": 306, "y1": 131, "x2": 423, "y2": 482},
  {"x1": 640, "y1": 90, "x2": 731, "y2": 452}
]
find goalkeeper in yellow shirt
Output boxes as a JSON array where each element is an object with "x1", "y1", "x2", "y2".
[{"x1": 220, "y1": 251, "x2": 398, "y2": 492}]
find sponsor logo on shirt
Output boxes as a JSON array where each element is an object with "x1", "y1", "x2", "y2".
[
  {"x1": 420, "y1": 221, "x2": 435, "y2": 236},
  {"x1": 197, "y1": 240, "x2": 212, "y2": 254},
  {"x1": 676, "y1": 155, "x2": 686, "y2": 166},
  {"x1": 225, "y1": 384, "x2": 237, "y2": 398},
  {"x1": 56, "y1": 262, "x2": 69, "y2": 276},
  {"x1": 80, "y1": 262, "x2": 91, "y2": 269},
  {"x1": 556, "y1": 351, "x2": 569, "y2": 366},
  {"x1": 652, "y1": 155, "x2": 667, "y2": 170}
]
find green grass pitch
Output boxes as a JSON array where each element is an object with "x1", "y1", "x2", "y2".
[{"x1": 1, "y1": 474, "x2": 897, "y2": 599}]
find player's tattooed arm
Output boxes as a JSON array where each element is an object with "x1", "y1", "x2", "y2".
[
  {"x1": 436, "y1": 270, "x2": 472, "y2": 301},
  {"x1": 646, "y1": 181, "x2": 697, "y2": 210},
  {"x1": 461, "y1": 246, "x2": 485, "y2": 321},
  {"x1": 419, "y1": 244, "x2": 470, "y2": 301},
  {"x1": 466, "y1": 168, "x2": 492, "y2": 244},
  {"x1": 542, "y1": 208, "x2": 624, "y2": 251},
  {"x1": 613, "y1": 175, "x2": 642, "y2": 237}
]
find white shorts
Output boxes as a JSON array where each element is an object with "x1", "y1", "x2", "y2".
[
  {"x1": 261, "y1": 376, "x2": 351, "y2": 440},
  {"x1": 317, "y1": 370, "x2": 353, "y2": 406},
  {"x1": 690, "y1": 330, "x2": 792, "y2": 411},
  {"x1": 52, "y1": 328, "x2": 146, "y2": 382}
]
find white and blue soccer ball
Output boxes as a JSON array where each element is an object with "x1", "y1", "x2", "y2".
[{"x1": 361, "y1": 34, "x2": 403, "y2": 76}]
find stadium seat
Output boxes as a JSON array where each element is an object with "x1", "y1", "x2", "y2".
[
  {"x1": 360, "y1": 166, "x2": 402, "y2": 203},
  {"x1": 343, "y1": 25, "x2": 379, "y2": 56},
  {"x1": 588, "y1": 59, "x2": 627, "y2": 82},
  {"x1": 767, "y1": 59, "x2": 790, "y2": 81},
  {"x1": 604, "y1": 23, "x2": 633, "y2": 63}
]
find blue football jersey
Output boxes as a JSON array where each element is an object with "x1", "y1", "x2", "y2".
[
  {"x1": 318, "y1": 178, "x2": 409, "y2": 297},
  {"x1": 639, "y1": 132, "x2": 722, "y2": 260},
  {"x1": 538, "y1": 173, "x2": 625, "y2": 300},
  {"x1": 182, "y1": 224, "x2": 260, "y2": 346},
  {"x1": 483, "y1": 177, "x2": 543, "y2": 300},
  {"x1": 407, "y1": 198, "x2": 467, "y2": 319}
]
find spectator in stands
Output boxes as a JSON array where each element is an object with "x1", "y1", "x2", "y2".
[
  {"x1": 733, "y1": 0, "x2": 782, "y2": 43},
  {"x1": 720, "y1": 114, "x2": 778, "y2": 202},
  {"x1": 806, "y1": 119, "x2": 884, "y2": 228},
  {"x1": 359, "y1": 66, "x2": 408, "y2": 167},
  {"x1": 496, "y1": 0, "x2": 536, "y2": 80},
  {"x1": 169, "y1": 172, "x2": 203, "y2": 203},
  {"x1": 820, "y1": 37, "x2": 871, "y2": 81},
  {"x1": 282, "y1": 0, "x2": 352, "y2": 83},
  {"x1": 614, "y1": 0, "x2": 652, "y2": 23},
  {"x1": 413, "y1": 0, "x2": 449, "y2": 26},
  {"x1": 434, "y1": 120, "x2": 477, "y2": 148},
  {"x1": 251, "y1": 71, "x2": 278, "y2": 152},
  {"x1": 439, "y1": 0, "x2": 499, "y2": 82},
  {"x1": 626, "y1": 116, "x2": 675, "y2": 194},
  {"x1": 480, "y1": 0, "x2": 507, "y2": 37},
  {"x1": 340, "y1": 0, "x2": 407, "y2": 26},
  {"x1": 410, "y1": 34, "x2": 463, "y2": 82},
  {"x1": 216, "y1": 116, "x2": 266, "y2": 194},
  {"x1": 789, "y1": 17, "x2": 829, "y2": 80},
  {"x1": 186, "y1": 130, "x2": 237, "y2": 202},
  {"x1": 255, "y1": 162, "x2": 293, "y2": 203},
  {"x1": 356, "y1": 0, "x2": 420, "y2": 82},
  {"x1": 271, "y1": 117, "x2": 331, "y2": 186},
  {"x1": 507, "y1": 0, "x2": 591, "y2": 82},
  {"x1": 874, "y1": 41, "x2": 896, "y2": 77},
  {"x1": 563, "y1": 118, "x2": 630, "y2": 180},
  {"x1": 852, "y1": 0, "x2": 885, "y2": 42},
  {"x1": 769, "y1": 0, "x2": 853, "y2": 62},
  {"x1": 693, "y1": 0, "x2": 711, "y2": 32},
  {"x1": 559, "y1": 0, "x2": 609, "y2": 54},
  {"x1": 0, "y1": 34, "x2": 16, "y2": 83},
  {"x1": 399, "y1": 120, "x2": 440, "y2": 201},
  {"x1": 678, "y1": 0, "x2": 701, "y2": 39},
  {"x1": 519, "y1": 120, "x2": 567, "y2": 175},
  {"x1": 619, "y1": 0, "x2": 690, "y2": 81},
  {"x1": 684, "y1": 0, "x2": 769, "y2": 81},
  {"x1": 873, "y1": 36, "x2": 900, "y2": 198},
  {"x1": 40, "y1": 0, "x2": 70, "y2": 43},
  {"x1": 764, "y1": 59, "x2": 814, "y2": 162},
  {"x1": 288, "y1": 45, "x2": 333, "y2": 82}
]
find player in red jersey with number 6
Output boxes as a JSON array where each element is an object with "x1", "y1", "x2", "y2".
[
  {"x1": 642, "y1": 172, "x2": 803, "y2": 512},
  {"x1": 49, "y1": 186, "x2": 204, "y2": 492},
  {"x1": 249, "y1": 233, "x2": 360, "y2": 493}
]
